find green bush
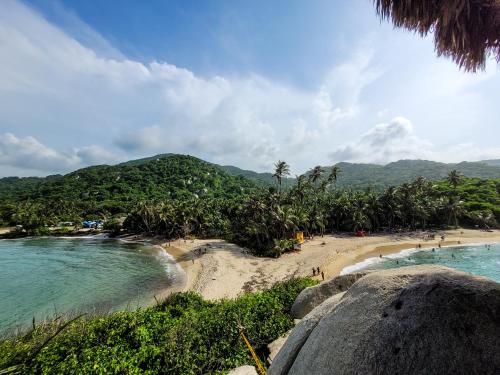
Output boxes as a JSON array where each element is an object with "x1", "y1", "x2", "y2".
[
  {"x1": 103, "y1": 219, "x2": 122, "y2": 236},
  {"x1": 0, "y1": 278, "x2": 317, "y2": 374}
]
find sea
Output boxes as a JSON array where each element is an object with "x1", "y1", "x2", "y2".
[
  {"x1": 341, "y1": 242, "x2": 500, "y2": 283},
  {"x1": 0, "y1": 237, "x2": 182, "y2": 334}
]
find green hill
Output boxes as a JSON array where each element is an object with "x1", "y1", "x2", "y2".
[
  {"x1": 4, "y1": 156, "x2": 500, "y2": 209},
  {"x1": 218, "y1": 164, "x2": 295, "y2": 188},
  {"x1": 325, "y1": 160, "x2": 500, "y2": 190},
  {"x1": 0, "y1": 155, "x2": 258, "y2": 221},
  {"x1": 221, "y1": 159, "x2": 500, "y2": 191}
]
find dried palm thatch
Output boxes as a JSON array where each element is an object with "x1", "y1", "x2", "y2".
[{"x1": 374, "y1": 0, "x2": 500, "y2": 71}]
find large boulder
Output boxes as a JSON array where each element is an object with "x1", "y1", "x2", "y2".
[
  {"x1": 270, "y1": 265, "x2": 500, "y2": 375},
  {"x1": 269, "y1": 292, "x2": 346, "y2": 374},
  {"x1": 290, "y1": 272, "x2": 366, "y2": 318},
  {"x1": 268, "y1": 333, "x2": 290, "y2": 365}
]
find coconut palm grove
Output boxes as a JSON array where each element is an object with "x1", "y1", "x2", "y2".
[{"x1": 1, "y1": 154, "x2": 500, "y2": 255}]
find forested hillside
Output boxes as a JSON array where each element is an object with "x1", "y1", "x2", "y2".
[
  {"x1": 0, "y1": 155, "x2": 258, "y2": 226},
  {"x1": 2, "y1": 155, "x2": 500, "y2": 249},
  {"x1": 223, "y1": 159, "x2": 500, "y2": 190},
  {"x1": 315, "y1": 160, "x2": 500, "y2": 190}
]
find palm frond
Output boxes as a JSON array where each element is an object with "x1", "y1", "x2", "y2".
[{"x1": 374, "y1": 0, "x2": 500, "y2": 71}]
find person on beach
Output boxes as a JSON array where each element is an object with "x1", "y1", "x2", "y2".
[
  {"x1": 439, "y1": 243, "x2": 441, "y2": 248},
  {"x1": 379, "y1": 254, "x2": 382, "y2": 258},
  {"x1": 321, "y1": 271, "x2": 325, "y2": 281},
  {"x1": 312, "y1": 268, "x2": 316, "y2": 276},
  {"x1": 317, "y1": 266, "x2": 320, "y2": 275}
]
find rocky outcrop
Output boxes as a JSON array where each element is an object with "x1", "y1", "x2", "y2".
[
  {"x1": 269, "y1": 292, "x2": 346, "y2": 375},
  {"x1": 267, "y1": 333, "x2": 290, "y2": 365},
  {"x1": 270, "y1": 265, "x2": 500, "y2": 375},
  {"x1": 227, "y1": 365, "x2": 258, "y2": 375},
  {"x1": 290, "y1": 272, "x2": 366, "y2": 319}
]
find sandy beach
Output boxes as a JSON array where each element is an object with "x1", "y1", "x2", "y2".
[{"x1": 159, "y1": 229, "x2": 500, "y2": 300}]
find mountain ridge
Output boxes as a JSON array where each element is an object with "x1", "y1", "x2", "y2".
[{"x1": 2, "y1": 155, "x2": 500, "y2": 195}]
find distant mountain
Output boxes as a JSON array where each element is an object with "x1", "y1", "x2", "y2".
[
  {"x1": 220, "y1": 159, "x2": 500, "y2": 190},
  {"x1": 322, "y1": 160, "x2": 500, "y2": 190},
  {"x1": 3, "y1": 156, "x2": 500, "y2": 207},
  {"x1": 480, "y1": 159, "x2": 500, "y2": 167},
  {"x1": 218, "y1": 165, "x2": 295, "y2": 188}
]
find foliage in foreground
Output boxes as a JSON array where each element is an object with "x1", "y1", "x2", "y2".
[{"x1": 0, "y1": 278, "x2": 317, "y2": 375}]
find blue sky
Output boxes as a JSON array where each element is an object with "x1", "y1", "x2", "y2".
[{"x1": 1, "y1": 0, "x2": 499, "y2": 176}]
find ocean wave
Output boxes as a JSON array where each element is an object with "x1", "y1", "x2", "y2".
[{"x1": 339, "y1": 241, "x2": 499, "y2": 275}]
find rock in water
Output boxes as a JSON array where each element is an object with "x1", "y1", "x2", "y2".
[
  {"x1": 271, "y1": 265, "x2": 500, "y2": 375},
  {"x1": 290, "y1": 272, "x2": 366, "y2": 319}
]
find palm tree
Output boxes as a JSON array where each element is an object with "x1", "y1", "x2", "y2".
[
  {"x1": 273, "y1": 160, "x2": 290, "y2": 193},
  {"x1": 309, "y1": 166, "x2": 324, "y2": 186},
  {"x1": 447, "y1": 170, "x2": 463, "y2": 189},
  {"x1": 374, "y1": 0, "x2": 500, "y2": 72},
  {"x1": 351, "y1": 199, "x2": 368, "y2": 232},
  {"x1": 445, "y1": 197, "x2": 464, "y2": 229},
  {"x1": 327, "y1": 165, "x2": 341, "y2": 186},
  {"x1": 380, "y1": 186, "x2": 399, "y2": 230}
]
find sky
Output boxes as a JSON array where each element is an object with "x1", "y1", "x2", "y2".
[{"x1": 0, "y1": 0, "x2": 499, "y2": 177}]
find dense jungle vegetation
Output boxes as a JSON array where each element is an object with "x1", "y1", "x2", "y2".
[{"x1": 1, "y1": 155, "x2": 499, "y2": 255}]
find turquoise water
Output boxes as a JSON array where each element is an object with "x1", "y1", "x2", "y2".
[
  {"x1": 0, "y1": 237, "x2": 181, "y2": 334},
  {"x1": 348, "y1": 243, "x2": 500, "y2": 282}
]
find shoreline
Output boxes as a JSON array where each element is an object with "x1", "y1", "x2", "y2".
[
  {"x1": 339, "y1": 240, "x2": 498, "y2": 275},
  {"x1": 5, "y1": 229, "x2": 499, "y2": 303},
  {"x1": 155, "y1": 229, "x2": 500, "y2": 300}
]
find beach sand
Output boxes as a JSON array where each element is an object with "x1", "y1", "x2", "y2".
[{"x1": 159, "y1": 229, "x2": 500, "y2": 300}]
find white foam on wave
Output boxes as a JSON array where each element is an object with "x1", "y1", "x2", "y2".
[
  {"x1": 339, "y1": 241, "x2": 499, "y2": 275},
  {"x1": 117, "y1": 238, "x2": 186, "y2": 280},
  {"x1": 340, "y1": 257, "x2": 385, "y2": 275}
]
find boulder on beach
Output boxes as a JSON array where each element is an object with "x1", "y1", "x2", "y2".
[
  {"x1": 290, "y1": 272, "x2": 366, "y2": 319},
  {"x1": 270, "y1": 265, "x2": 500, "y2": 375},
  {"x1": 269, "y1": 292, "x2": 345, "y2": 374},
  {"x1": 267, "y1": 333, "x2": 291, "y2": 365}
]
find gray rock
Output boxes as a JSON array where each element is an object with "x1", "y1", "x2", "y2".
[
  {"x1": 227, "y1": 365, "x2": 258, "y2": 375},
  {"x1": 274, "y1": 265, "x2": 500, "y2": 375},
  {"x1": 268, "y1": 292, "x2": 346, "y2": 375},
  {"x1": 267, "y1": 332, "x2": 291, "y2": 365},
  {"x1": 290, "y1": 272, "x2": 366, "y2": 319}
]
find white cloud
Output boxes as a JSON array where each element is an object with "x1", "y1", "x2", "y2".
[
  {"x1": 0, "y1": 0, "x2": 379, "y2": 176},
  {"x1": 329, "y1": 117, "x2": 500, "y2": 164},
  {"x1": 0, "y1": 0, "x2": 498, "y2": 176},
  {"x1": 329, "y1": 117, "x2": 433, "y2": 163},
  {"x1": 0, "y1": 133, "x2": 119, "y2": 173}
]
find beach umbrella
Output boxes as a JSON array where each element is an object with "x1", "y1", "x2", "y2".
[{"x1": 374, "y1": 0, "x2": 500, "y2": 71}]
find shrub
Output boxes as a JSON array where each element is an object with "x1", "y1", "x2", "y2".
[{"x1": 0, "y1": 278, "x2": 317, "y2": 374}]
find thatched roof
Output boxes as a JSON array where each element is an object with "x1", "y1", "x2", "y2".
[{"x1": 374, "y1": 0, "x2": 500, "y2": 71}]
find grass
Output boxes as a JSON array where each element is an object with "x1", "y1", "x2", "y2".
[{"x1": 0, "y1": 278, "x2": 317, "y2": 374}]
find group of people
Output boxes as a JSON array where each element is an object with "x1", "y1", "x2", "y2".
[{"x1": 312, "y1": 266, "x2": 325, "y2": 280}]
